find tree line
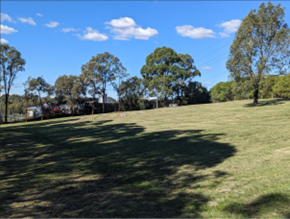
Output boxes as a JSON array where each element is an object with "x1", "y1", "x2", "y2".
[
  {"x1": 1, "y1": 2, "x2": 290, "y2": 124},
  {"x1": 0, "y1": 45, "x2": 209, "y2": 123},
  {"x1": 210, "y1": 74, "x2": 290, "y2": 102}
]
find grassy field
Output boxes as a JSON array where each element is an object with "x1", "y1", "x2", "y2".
[{"x1": 1, "y1": 99, "x2": 290, "y2": 218}]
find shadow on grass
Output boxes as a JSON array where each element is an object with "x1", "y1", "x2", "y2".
[
  {"x1": 243, "y1": 99, "x2": 290, "y2": 107},
  {"x1": 224, "y1": 193, "x2": 290, "y2": 218},
  {"x1": 0, "y1": 119, "x2": 236, "y2": 217}
]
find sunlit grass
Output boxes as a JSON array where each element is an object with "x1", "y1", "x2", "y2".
[{"x1": 1, "y1": 99, "x2": 290, "y2": 217}]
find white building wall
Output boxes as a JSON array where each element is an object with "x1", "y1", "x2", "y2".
[{"x1": 99, "y1": 93, "x2": 107, "y2": 103}]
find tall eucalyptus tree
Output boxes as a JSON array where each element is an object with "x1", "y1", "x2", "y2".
[{"x1": 226, "y1": 2, "x2": 290, "y2": 106}]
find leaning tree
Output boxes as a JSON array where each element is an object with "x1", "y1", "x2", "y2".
[
  {"x1": 82, "y1": 52, "x2": 127, "y2": 113},
  {"x1": 226, "y1": 2, "x2": 290, "y2": 106},
  {"x1": 0, "y1": 44, "x2": 26, "y2": 123}
]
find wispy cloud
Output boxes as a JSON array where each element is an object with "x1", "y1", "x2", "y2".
[
  {"x1": 62, "y1": 27, "x2": 79, "y2": 33},
  {"x1": 218, "y1": 19, "x2": 241, "y2": 38},
  {"x1": 18, "y1": 17, "x2": 37, "y2": 26},
  {"x1": 176, "y1": 25, "x2": 215, "y2": 39},
  {"x1": 0, "y1": 24, "x2": 18, "y2": 34},
  {"x1": 105, "y1": 17, "x2": 158, "y2": 40},
  {"x1": 75, "y1": 27, "x2": 108, "y2": 41},
  {"x1": 204, "y1": 82, "x2": 212, "y2": 86},
  {"x1": 0, "y1": 38, "x2": 9, "y2": 44},
  {"x1": 36, "y1": 13, "x2": 43, "y2": 17},
  {"x1": 1, "y1": 13, "x2": 15, "y2": 23},
  {"x1": 201, "y1": 66, "x2": 213, "y2": 70},
  {"x1": 44, "y1": 21, "x2": 59, "y2": 28}
]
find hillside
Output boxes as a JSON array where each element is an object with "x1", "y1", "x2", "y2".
[{"x1": 1, "y1": 99, "x2": 290, "y2": 218}]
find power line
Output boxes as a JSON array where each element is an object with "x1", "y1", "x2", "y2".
[
  {"x1": 192, "y1": 38, "x2": 226, "y2": 58},
  {"x1": 199, "y1": 71, "x2": 229, "y2": 84},
  {"x1": 198, "y1": 53, "x2": 229, "y2": 68},
  {"x1": 195, "y1": 42, "x2": 231, "y2": 63}
]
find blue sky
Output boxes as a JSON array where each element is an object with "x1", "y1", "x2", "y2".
[{"x1": 1, "y1": 1, "x2": 290, "y2": 99}]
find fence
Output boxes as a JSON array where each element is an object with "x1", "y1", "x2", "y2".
[{"x1": 0, "y1": 113, "x2": 26, "y2": 123}]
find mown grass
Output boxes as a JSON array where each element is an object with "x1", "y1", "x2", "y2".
[{"x1": 1, "y1": 99, "x2": 290, "y2": 218}]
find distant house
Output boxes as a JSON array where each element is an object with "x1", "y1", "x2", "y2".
[
  {"x1": 99, "y1": 93, "x2": 108, "y2": 103},
  {"x1": 27, "y1": 106, "x2": 42, "y2": 118},
  {"x1": 141, "y1": 97, "x2": 157, "y2": 101}
]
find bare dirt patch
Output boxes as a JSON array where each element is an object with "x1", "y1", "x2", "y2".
[
  {"x1": 98, "y1": 114, "x2": 107, "y2": 119},
  {"x1": 72, "y1": 116, "x2": 90, "y2": 123}
]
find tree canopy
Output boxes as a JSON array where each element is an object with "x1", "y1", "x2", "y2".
[
  {"x1": 55, "y1": 74, "x2": 86, "y2": 113},
  {"x1": 28, "y1": 76, "x2": 54, "y2": 120},
  {"x1": 141, "y1": 46, "x2": 200, "y2": 107},
  {"x1": 0, "y1": 44, "x2": 26, "y2": 123},
  {"x1": 226, "y1": 2, "x2": 290, "y2": 106},
  {"x1": 81, "y1": 52, "x2": 127, "y2": 113}
]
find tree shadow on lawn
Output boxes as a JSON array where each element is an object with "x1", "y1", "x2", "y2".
[
  {"x1": 224, "y1": 193, "x2": 290, "y2": 218},
  {"x1": 243, "y1": 99, "x2": 290, "y2": 107},
  {"x1": 1, "y1": 120, "x2": 236, "y2": 217}
]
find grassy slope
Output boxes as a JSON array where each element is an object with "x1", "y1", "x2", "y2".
[{"x1": 1, "y1": 99, "x2": 290, "y2": 218}]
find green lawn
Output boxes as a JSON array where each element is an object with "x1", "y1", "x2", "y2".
[{"x1": 1, "y1": 99, "x2": 290, "y2": 218}]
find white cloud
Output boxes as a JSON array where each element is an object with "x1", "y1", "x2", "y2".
[
  {"x1": 201, "y1": 66, "x2": 213, "y2": 70},
  {"x1": 36, "y1": 13, "x2": 43, "y2": 17},
  {"x1": 105, "y1": 17, "x2": 136, "y2": 28},
  {"x1": 0, "y1": 38, "x2": 9, "y2": 44},
  {"x1": 62, "y1": 27, "x2": 78, "y2": 33},
  {"x1": 176, "y1": 25, "x2": 215, "y2": 39},
  {"x1": 1, "y1": 13, "x2": 15, "y2": 23},
  {"x1": 44, "y1": 21, "x2": 59, "y2": 28},
  {"x1": 18, "y1": 17, "x2": 37, "y2": 26},
  {"x1": 204, "y1": 82, "x2": 212, "y2": 86},
  {"x1": 219, "y1": 32, "x2": 230, "y2": 38},
  {"x1": 218, "y1": 19, "x2": 241, "y2": 38},
  {"x1": 76, "y1": 27, "x2": 108, "y2": 41},
  {"x1": 0, "y1": 24, "x2": 18, "y2": 34},
  {"x1": 105, "y1": 17, "x2": 158, "y2": 40}
]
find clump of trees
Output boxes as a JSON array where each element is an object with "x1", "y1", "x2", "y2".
[{"x1": 210, "y1": 74, "x2": 290, "y2": 103}]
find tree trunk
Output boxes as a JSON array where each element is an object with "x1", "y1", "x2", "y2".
[
  {"x1": 5, "y1": 94, "x2": 8, "y2": 123},
  {"x1": 5, "y1": 94, "x2": 9, "y2": 123},
  {"x1": 253, "y1": 88, "x2": 259, "y2": 106},
  {"x1": 92, "y1": 97, "x2": 94, "y2": 115},
  {"x1": 156, "y1": 95, "x2": 158, "y2": 109},
  {"x1": 39, "y1": 95, "x2": 43, "y2": 120},
  {"x1": 26, "y1": 101, "x2": 28, "y2": 122},
  {"x1": 118, "y1": 91, "x2": 121, "y2": 112},
  {"x1": 102, "y1": 90, "x2": 105, "y2": 113}
]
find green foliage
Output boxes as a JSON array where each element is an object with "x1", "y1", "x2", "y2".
[
  {"x1": 55, "y1": 74, "x2": 85, "y2": 110},
  {"x1": 184, "y1": 82, "x2": 211, "y2": 104},
  {"x1": 210, "y1": 81, "x2": 235, "y2": 103},
  {"x1": 81, "y1": 52, "x2": 126, "y2": 112},
  {"x1": 28, "y1": 76, "x2": 54, "y2": 119},
  {"x1": 119, "y1": 76, "x2": 145, "y2": 110},
  {"x1": 0, "y1": 44, "x2": 26, "y2": 122},
  {"x1": 259, "y1": 75, "x2": 279, "y2": 99},
  {"x1": 141, "y1": 47, "x2": 200, "y2": 106},
  {"x1": 226, "y1": 2, "x2": 290, "y2": 105},
  {"x1": 273, "y1": 74, "x2": 290, "y2": 98}
]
